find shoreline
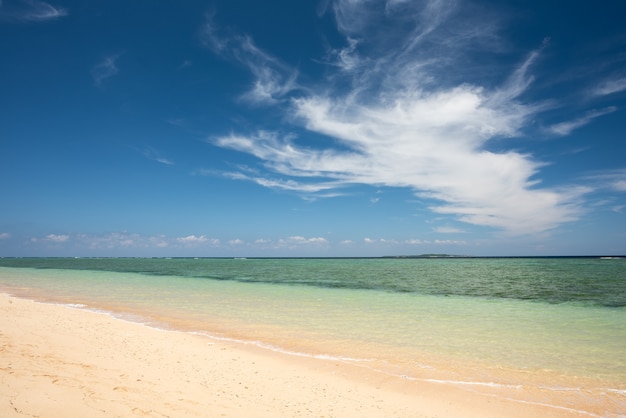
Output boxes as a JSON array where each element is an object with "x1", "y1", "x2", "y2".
[{"x1": 0, "y1": 293, "x2": 613, "y2": 417}]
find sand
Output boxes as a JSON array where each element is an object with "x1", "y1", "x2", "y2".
[{"x1": 0, "y1": 294, "x2": 595, "y2": 417}]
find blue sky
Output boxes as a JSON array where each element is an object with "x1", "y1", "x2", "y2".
[{"x1": 1, "y1": 0, "x2": 625, "y2": 257}]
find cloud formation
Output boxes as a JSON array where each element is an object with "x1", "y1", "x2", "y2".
[
  {"x1": 23, "y1": 232, "x2": 333, "y2": 253},
  {"x1": 176, "y1": 235, "x2": 220, "y2": 246},
  {"x1": 31, "y1": 233, "x2": 70, "y2": 243},
  {"x1": 202, "y1": 0, "x2": 620, "y2": 235},
  {"x1": 367, "y1": 237, "x2": 466, "y2": 246},
  {"x1": 0, "y1": 0, "x2": 67, "y2": 22},
  {"x1": 587, "y1": 169, "x2": 626, "y2": 193},
  {"x1": 140, "y1": 146, "x2": 174, "y2": 166},
  {"x1": 200, "y1": 13, "x2": 299, "y2": 104},
  {"x1": 546, "y1": 107, "x2": 617, "y2": 136},
  {"x1": 75, "y1": 233, "x2": 168, "y2": 250},
  {"x1": 91, "y1": 54, "x2": 121, "y2": 87},
  {"x1": 593, "y1": 77, "x2": 626, "y2": 97}
]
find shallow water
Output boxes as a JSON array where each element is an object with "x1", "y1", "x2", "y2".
[{"x1": 1, "y1": 257, "x2": 625, "y2": 416}]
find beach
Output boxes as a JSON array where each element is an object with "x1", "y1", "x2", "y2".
[{"x1": 1, "y1": 293, "x2": 606, "y2": 418}]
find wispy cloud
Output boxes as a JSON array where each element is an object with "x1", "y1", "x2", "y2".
[
  {"x1": 405, "y1": 239, "x2": 429, "y2": 245},
  {"x1": 364, "y1": 237, "x2": 398, "y2": 244},
  {"x1": 22, "y1": 232, "x2": 337, "y2": 253},
  {"x1": 275, "y1": 236, "x2": 328, "y2": 249},
  {"x1": 222, "y1": 170, "x2": 343, "y2": 193},
  {"x1": 32, "y1": 232, "x2": 218, "y2": 250},
  {"x1": 91, "y1": 54, "x2": 122, "y2": 87},
  {"x1": 199, "y1": 12, "x2": 299, "y2": 104},
  {"x1": 170, "y1": 235, "x2": 331, "y2": 251},
  {"x1": 546, "y1": 107, "x2": 617, "y2": 136},
  {"x1": 603, "y1": 171, "x2": 626, "y2": 192},
  {"x1": 0, "y1": 0, "x2": 67, "y2": 22},
  {"x1": 368, "y1": 237, "x2": 467, "y2": 246},
  {"x1": 592, "y1": 77, "x2": 626, "y2": 97},
  {"x1": 31, "y1": 233, "x2": 70, "y2": 243},
  {"x1": 78, "y1": 233, "x2": 146, "y2": 249},
  {"x1": 73, "y1": 233, "x2": 168, "y2": 249},
  {"x1": 216, "y1": 79, "x2": 588, "y2": 234},
  {"x1": 248, "y1": 236, "x2": 329, "y2": 250},
  {"x1": 0, "y1": 232, "x2": 11, "y2": 240},
  {"x1": 204, "y1": 0, "x2": 602, "y2": 236},
  {"x1": 139, "y1": 146, "x2": 174, "y2": 165},
  {"x1": 176, "y1": 235, "x2": 220, "y2": 246},
  {"x1": 584, "y1": 169, "x2": 626, "y2": 193},
  {"x1": 615, "y1": 181, "x2": 626, "y2": 192},
  {"x1": 434, "y1": 239, "x2": 467, "y2": 245},
  {"x1": 178, "y1": 59, "x2": 193, "y2": 70}
]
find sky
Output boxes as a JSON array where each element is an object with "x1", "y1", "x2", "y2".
[{"x1": 1, "y1": 0, "x2": 625, "y2": 257}]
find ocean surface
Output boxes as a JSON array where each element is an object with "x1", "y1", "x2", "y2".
[{"x1": 1, "y1": 257, "x2": 625, "y2": 416}]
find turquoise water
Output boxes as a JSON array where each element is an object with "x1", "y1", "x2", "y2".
[
  {"x1": 2, "y1": 257, "x2": 624, "y2": 306},
  {"x1": 1, "y1": 257, "x2": 625, "y2": 415}
]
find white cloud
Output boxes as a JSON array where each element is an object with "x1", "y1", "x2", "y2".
[
  {"x1": 199, "y1": 15, "x2": 299, "y2": 105},
  {"x1": 434, "y1": 239, "x2": 466, "y2": 245},
  {"x1": 176, "y1": 235, "x2": 206, "y2": 243},
  {"x1": 0, "y1": 0, "x2": 67, "y2": 22},
  {"x1": 405, "y1": 239, "x2": 429, "y2": 245},
  {"x1": 207, "y1": 0, "x2": 594, "y2": 236},
  {"x1": 364, "y1": 237, "x2": 397, "y2": 244},
  {"x1": 614, "y1": 181, "x2": 626, "y2": 192},
  {"x1": 74, "y1": 233, "x2": 230, "y2": 250},
  {"x1": 199, "y1": 10, "x2": 226, "y2": 53},
  {"x1": 592, "y1": 77, "x2": 626, "y2": 97},
  {"x1": 45, "y1": 234, "x2": 69, "y2": 243},
  {"x1": 585, "y1": 169, "x2": 626, "y2": 192},
  {"x1": 271, "y1": 236, "x2": 329, "y2": 249},
  {"x1": 222, "y1": 169, "x2": 342, "y2": 193},
  {"x1": 326, "y1": 37, "x2": 362, "y2": 72},
  {"x1": 280, "y1": 235, "x2": 327, "y2": 244},
  {"x1": 31, "y1": 233, "x2": 70, "y2": 243},
  {"x1": 216, "y1": 81, "x2": 587, "y2": 234},
  {"x1": 229, "y1": 238, "x2": 245, "y2": 245},
  {"x1": 380, "y1": 238, "x2": 398, "y2": 244},
  {"x1": 0, "y1": 232, "x2": 11, "y2": 239},
  {"x1": 546, "y1": 107, "x2": 617, "y2": 136},
  {"x1": 92, "y1": 54, "x2": 121, "y2": 87},
  {"x1": 176, "y1": 235, "x2": 221, "y2": 246},
  {"x1": 75, "y1": 232, "x2": 169, "y2": 250}
]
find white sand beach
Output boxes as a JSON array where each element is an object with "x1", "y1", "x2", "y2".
[{"x1": 0, "y1": 294, "x2": 597, "y2": 417}]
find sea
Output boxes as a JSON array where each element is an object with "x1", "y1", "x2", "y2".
[{"x1": 1, "y1": 256, "x2": 625, "y2": 416}]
